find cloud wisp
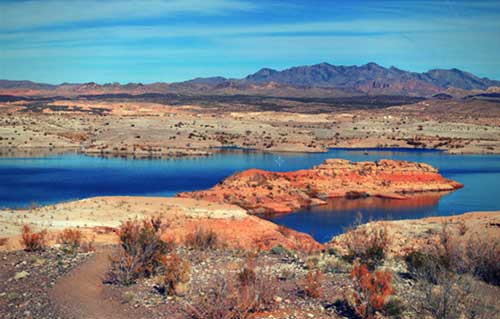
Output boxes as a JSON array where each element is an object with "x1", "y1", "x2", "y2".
[{"x1": 0, "y1": 0, "x2": 499, "y2": 83}]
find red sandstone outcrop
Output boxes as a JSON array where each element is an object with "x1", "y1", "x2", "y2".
[{"x1": 178, "y1": 159, "x2": 463, "y2": 214}]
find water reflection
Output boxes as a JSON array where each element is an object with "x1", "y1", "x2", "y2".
[{"x1": 266, "y1": 192, "x2": 451, "y2": 243}]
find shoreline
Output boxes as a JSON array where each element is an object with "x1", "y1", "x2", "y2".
[
  {"x1": 1, "y1": 145, "x2": 499, "y2": 160},
  {"x1": 0, "y1": 194, "x2": 498, "y2": 252}
]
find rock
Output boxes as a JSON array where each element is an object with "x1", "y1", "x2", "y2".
[
  {"x1": 178, "y1": 159, "x2": 462, "y2": 214},
  {"x1": 174, "y1": 282, "x2": 189, "y2": 296},
  {"x1": 14, "y1": 271, "x2": 30, "y2": 280}
]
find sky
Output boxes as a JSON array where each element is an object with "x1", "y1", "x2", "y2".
[{"x1": 0, "y1": 0, "x2": 499, "y2": 84}]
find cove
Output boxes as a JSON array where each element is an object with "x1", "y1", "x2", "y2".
[{"x1": 1, "y1": 148, "x2": 499, "y2": 242}]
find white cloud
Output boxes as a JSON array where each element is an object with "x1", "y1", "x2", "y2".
[{"x1": 0, "y1": 0, "x2": 255, "y2": 30}]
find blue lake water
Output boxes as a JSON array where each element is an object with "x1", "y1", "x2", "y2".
[{"x1": 1, "y1": 148, "x2": 499, "y2": 242}]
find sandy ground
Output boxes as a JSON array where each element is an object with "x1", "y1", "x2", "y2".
[
  {"x1": 0, "y1": 196, "x2": 321, "y2": 252},
  {"x1": 0, "y1": 98, "x2": 499, "y2": 157}
]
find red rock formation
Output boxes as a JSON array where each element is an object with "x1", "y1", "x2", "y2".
[{"x1": 178, "y1": 159, "x2": 463, "y2": 214}]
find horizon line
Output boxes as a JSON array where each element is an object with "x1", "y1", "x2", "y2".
[{"x1": 0, "y1": 61, "x2": 497, "y2": 86}]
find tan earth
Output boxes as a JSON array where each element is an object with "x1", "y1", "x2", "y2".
[
  {"x1": 0, "y1": 196, "x2": 322, "y2": 252},
  {"x1": 0, "y1": 98, "x2": 499, "y2": 157},
  {"x1": 329, "y1": 211, "x2": 500, "y2": 257}
]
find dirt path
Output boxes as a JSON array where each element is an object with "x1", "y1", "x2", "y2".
[{"x1": 51, "y1": 247, "x2": 148, "y2": 319}]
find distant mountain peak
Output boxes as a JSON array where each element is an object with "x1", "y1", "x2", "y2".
[
  {"x1": 315, "y1": 62, "x2": 334, "y2": 67},
  {"x1": 253, "y1": 67, "x2": 278, "y2": 75},
  {"x1": 1, "y1": 61, "x2": 499, "y2": 97}
]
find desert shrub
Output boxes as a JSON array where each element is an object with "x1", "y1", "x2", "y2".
[
  {"x1": 434, "y1": 223, "x2": 460, "y2": 270},
  {"x1": 57, "y1": 228, "x2": 82, "y2": 254},
  {"x1": 409, "y1": 227, "x2": 500, "y2": 286},
  {"x1": 383, "y1": 298, "x2": 405, "y2": 317},
  {"x1": 404, "y1": 251, "x2": 444, "y2": 284},
  {"x1": 79, "y1": 236, "x2": 96, "y2": 253},
  {"x1": 121, "y1": 291, "x2": 135, "y2": 304},
  {"x1": 306, "y1": 255, "x2": 320, "y2": 269},
  {"x1": 321, "y1": 257, "x2": 351, "y2": 274},
  {"x1": 327, "y1": 246, "x2": 339, "y2": 256},
  {"x1": 276, "y1": 225, "x2": 292, "y2": 238},
  {"x1": 463, "y1": 236, "x2": 499, "y2": 285},
  {"x1": 238, "y1": 256, "x2": 257, "y2": 287},
  {"x1": 157, "y1": 253, "x2": 191, "y2": 296},
  {"x1": 343, "y1": 226, "x2": 390, "y2": 270},
  {"x1": 185, "y1": 266, "x2": 276, "y2": 319},
  {"x1": 185, "y1": 227, "x2": 219, "y2": 250},
  {"x1": 21, "y1": 225, "x2": 47, "y2": 252},
  {"x1": 420, "y1": 272, "x2": 463, "y2": 319},
  {"x1": 106, "y1": 217, "x2": 173, "y2": 285},
  {"x1": 456, "y1": 220, "x2": 467, "y2": 236},
  {"x1": 333, "y1": 299, "x2": 362, "y2": 319},
  {"x1": 416, "y1": 272, "x2": 497, "y2": 319},
  {"x1": 350, "y1": 263, "x2": 393, "y2": 319},
  {"x1": 302, "y1": 269, "x2": 323, "y2": 299},
  {"x1": 269, "y1": 244, "x2": 291, "y2": 256}
]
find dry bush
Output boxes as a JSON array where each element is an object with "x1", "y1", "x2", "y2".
[
  {"x1": 276, "y1": 225, "x2": 292, "y2": 238},
  {"x1": 405, "y1": 250, "x2": 444, "y2": 284},
  {"x1": 456, "y1": 220, "x2": 467, "y2": 236},
  {"x1": 238, "y1": 256, "x2": 257, "y2": 287},
  {"x1": 106, "y1": 217, "x2": 173, "y2": 285},
  {"x1": 158, "y1": 253, "x2": 191, "y2": 296},
  {"x1": 302, "y1": 269, "x2": 323, "y2": 299},
  {"x1": 79, "y1": 235, "x2": 96, "y2": 253},
  {"x1": 417, "y1": 272, "x2": 497, "y2": 319},
  {"x1": 0, "y1": 237, "x2": 8, "y2": 247},
  {"x1": 412, "y1": 225, "x2": 500, "y2": 286},
  {"x1": 57, "y1": 228, "x2": 82, "y2": 253},
  {"x1": 434, "y1": 223, "x2": 461, "y2": 269},
  {"x1": 350, "y1": 263, "x2": 393, "y2": 319},
  {"x1": 406, "y1": 227, "x2": 500, "y2": 319},
  {"x1": 343, "y1": 225, "x2": 390, "y2": 270},
  {"x1": 184, "y1": 227, "x2": 219, "y2": 250},
  {"x1": 185, "y1": 264, "x2": 276, "y2": 319},
  {"x1": 20, "y1": 225, "x2": 47, "y2": 252},
  {"x1": 463, "y1": 236, "x2": 499, "y2": 285}
]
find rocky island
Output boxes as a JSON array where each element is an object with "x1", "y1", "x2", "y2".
[{"x1": 179, "y1": 159, "x2": 463, "y2": 214}]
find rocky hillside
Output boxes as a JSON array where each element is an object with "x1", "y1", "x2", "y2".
[
  {"x1": 2, "y1": 62, "x2": 499, "y2": 97},
  {"x1": 178, "y1": 159, "x2": 463, "y2": 214},
  {"x1": 241, "y1": 63, "x2": 500, "y2": 94}
]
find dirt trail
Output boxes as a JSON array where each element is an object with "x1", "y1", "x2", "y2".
[{"x1": 51, "y1": 247, "x2": 148, "y2": 319}]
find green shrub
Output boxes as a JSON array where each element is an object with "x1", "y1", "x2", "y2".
[
  {"x1": 404, "y1": 251, "x2": 444, "y2": 284},
  {"x1": 270, "y1": 244, "x2": 291, "y2": 256},
  {"x1": 327, "y1": 246, "x2": 339, "y2": 256},
  {"x1": 383, "y1": 298, "x2": 405, "y2": 317}
]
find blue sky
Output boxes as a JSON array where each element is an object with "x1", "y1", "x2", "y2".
[{"x1": 0, "y1": 0, "x2": 499, "y2": 84}]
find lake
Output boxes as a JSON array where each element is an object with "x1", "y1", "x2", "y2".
[{"x1": 1, "y1": 148, "x2": 499, "y2": 242}]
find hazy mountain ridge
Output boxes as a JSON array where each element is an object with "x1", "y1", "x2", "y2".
[{"x1": 1, "y1": 62, "x2": 499, "y2": 97}]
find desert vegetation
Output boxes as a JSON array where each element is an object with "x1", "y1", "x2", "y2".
[
  {"x1": 2, "y1": 210, "x2": 499, "y2": 319},
  {"x1": 20, "y1": 225, "x2": 47, "y2": 252},
  {"x1": 105, "y1": 217, "x2": 174, "y2": 285}
]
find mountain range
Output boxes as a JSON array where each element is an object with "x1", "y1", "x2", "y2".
[{"x1": 1, "y1": 62, "x2": 499, "y2": 98}]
